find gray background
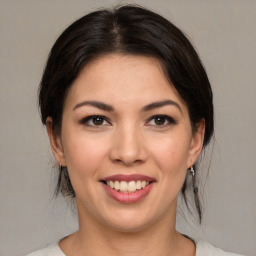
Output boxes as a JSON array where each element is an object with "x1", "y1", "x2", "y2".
[{"x1": 0, "y1": 0, "x2": 255, "y2": 255}]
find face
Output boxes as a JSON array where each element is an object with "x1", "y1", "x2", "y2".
[{"x1": 47, "y1": 54, "x2": 204, "y2": 232}]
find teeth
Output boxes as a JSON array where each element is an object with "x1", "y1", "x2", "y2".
[
  {"x1": 120, "y1": 181, "x2": 128, "y2": 192},
  {"x1": 110, "y1": 181, "x2": 114, "y2": 189},
  {"x1": 136, "y1": 180, "x2": 142, "y2": 190},
  {"x1": 128, "y1": 181, "x2": 136, "y2": 192},
  {"x1": 114, "y1": 180, "x2": 119, "y2": 190},
  {"x1": 105, "y1": 180, "x2": 150, "y2": 193}
]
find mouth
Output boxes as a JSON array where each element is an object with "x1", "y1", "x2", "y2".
[
  {"x1": 100, "y1": 174, "x2": 155, "y2": 204},
  {"x1": 102, "y1": 180, "x2": 150, "y2": 193}
]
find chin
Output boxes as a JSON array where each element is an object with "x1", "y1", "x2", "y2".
[
  {"x1": 99, "y1": 206, "x2": 162, "y2": 233},
  {"x1": 106, "y1": 218, "x2": 153, "y2": 233}
]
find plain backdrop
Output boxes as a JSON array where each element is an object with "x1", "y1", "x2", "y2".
[{"x1": 0, "y1": 1, "x2": 255, "y2": 255}]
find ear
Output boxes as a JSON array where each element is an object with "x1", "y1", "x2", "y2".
[
  {"x1": 46, "y1": 117, "x2": 66, "y2": 166},
  {"x1": 187, "y1": 119, "x2": 205, "y2": 168}
]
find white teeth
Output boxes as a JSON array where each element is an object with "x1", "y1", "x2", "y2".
[
  {"x1": 136, "y1": 180, "x2": 142, "y2": 190},
  {"x1": 110, "y1": 181, "x2": 115, "y2": 189},
  {"x1": 106, "y1": 180, "x2": 150, "y2": 192},
  {"x1": 114, "y1": 180, "x2": 120, "y2": 190},
  {"x1": 128, "y1": 181, "x2": 136, "y2": 192},
  {"x1": 120, "y1": 181, "x2": 128, "y2": 192}
]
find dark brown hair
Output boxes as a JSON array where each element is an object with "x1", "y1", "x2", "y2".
[{"x1": 39, "y1": 5, "x2": 214, "y2": 222}]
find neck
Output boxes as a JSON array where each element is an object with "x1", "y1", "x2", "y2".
[{"x1": 76, "y1": 221, "x2": 177, "y2": 256}]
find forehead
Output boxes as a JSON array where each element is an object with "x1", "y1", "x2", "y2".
[{"x1": 65, "y1": 54, "x2": 186, "y2": 110}]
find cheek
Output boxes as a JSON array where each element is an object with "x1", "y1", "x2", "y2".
[
  {"x1": 61, "y1": 132, "x2": 112, "y2": 201},
  {"x1": 61, "y1": 131, "x2": 110, "y2": 178},
  {"x1": 149, "y1": 133, "x2": 192, "y2": 177}
]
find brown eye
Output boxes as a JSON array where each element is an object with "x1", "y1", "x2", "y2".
[
  {"x1": 146, "y1": 115, "x2": 177, "y2": 127},
  {"x1": 80, "y1": 115, "x2": 110, "y2": 126},
  {"x1": 92, "y1": 117, "x2": 104, "y2": 125},
  {"x1": 154, "y1": 116, "x2": 166, "y2": 125}
]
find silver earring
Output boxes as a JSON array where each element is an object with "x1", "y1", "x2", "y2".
[
  {"x1": 190, "y1": 165, "x2": 198, "y2": 193},
  {"x1": 190, "y1": 165, "x2": 201, "y2": 220},
  {"x1": 190, "y1": 166, "x2": 195, "y2": 177}
]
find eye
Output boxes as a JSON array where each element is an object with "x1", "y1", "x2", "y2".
[
  {"x1": 146, "y1": 115, "x2": 177, "y2": 126},
  {"x1": 80, "y1": 115, "x2": 110, "y2": 126}
]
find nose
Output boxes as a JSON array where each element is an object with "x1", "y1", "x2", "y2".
[{"x1": 109, "y1": 125, "x2": 148, "y2": 166}]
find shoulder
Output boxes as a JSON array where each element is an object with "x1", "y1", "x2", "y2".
[
  {"x1": 196, "y1": 241, "x2": 244, "y2": 256},
  {"x1": 26, "y1": 244, "x2": 65, "y2": 256}
]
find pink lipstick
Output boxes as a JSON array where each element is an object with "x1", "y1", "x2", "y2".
[{"x1": 101, "y1": 174, "x2": 155, "y2": 204}]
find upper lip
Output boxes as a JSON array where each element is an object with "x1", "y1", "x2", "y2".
[{"x1": 101, "y1": 174, "x2": 156, "y2": 182}]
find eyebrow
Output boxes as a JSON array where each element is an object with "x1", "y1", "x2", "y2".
[
  {"x1": 142, "y1": 100, "x2": 183, "y2": 114},
  {"x1": 73, "y1": 101, "x2": 114, "y2": 111},
  {"x1": 73, "y1": 99, "x2": 182, "y2": 114}
]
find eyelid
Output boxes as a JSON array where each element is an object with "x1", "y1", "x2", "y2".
[
  {"x1": 79, "y1": 115, "x2": 111, "y2": 126},
  {"x1": 79, "y1": 114, "x2": 177, "y2": 127},
  {"x1": 146, "y1": 115, "x2": 177, "y2": 126}
]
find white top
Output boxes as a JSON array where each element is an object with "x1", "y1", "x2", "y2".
[{"x1": 26, "y1": 241, "x2": 244, "y2": 256}]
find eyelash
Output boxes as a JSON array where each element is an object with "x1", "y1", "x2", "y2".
[
  {"x1": 146, "y1": 115, "x2": 177, "y2": 127},
  {"x1": 79, "y1": 115, "x2": 177, "y2": 127},
  {"x1": 80, "y1": 115, "x2": 111, "y2": 126}
]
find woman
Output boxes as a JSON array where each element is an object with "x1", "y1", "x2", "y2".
[{"x1": 28, "y1": 5, "x2": 243, "y2": 256}]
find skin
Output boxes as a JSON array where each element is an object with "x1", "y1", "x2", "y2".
[{"x1": 47, "y1": 54, "x2": 205, "y2": 256}]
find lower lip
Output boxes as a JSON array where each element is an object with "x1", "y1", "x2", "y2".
[{"x1": 102, "y1": 182, "x2": 154, "y2": 204}]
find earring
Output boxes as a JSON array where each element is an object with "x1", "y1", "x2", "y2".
[
  {"x1": 190, "y1": 166, "x2": 195, "y2": 177},
  {"x1": 189, "y1": 165, "x2": 201, "y2": 220},
  {"x1": 190, "y1": 166, "x2": 198, "y2": 193}
]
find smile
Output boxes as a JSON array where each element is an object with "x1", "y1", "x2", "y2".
[
  {"x1": 101, "y1": 174, "x2": 155, "y2": 204},
  {"x1": 105, "y1": 180, "x2": 150, "y2": 193}
]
